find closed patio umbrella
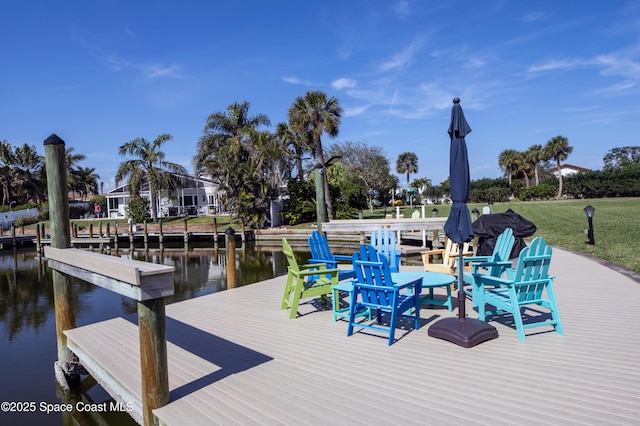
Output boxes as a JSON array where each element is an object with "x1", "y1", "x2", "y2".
[{"x1": 428, "y1": 98, "x2": 498, "y2": 348}]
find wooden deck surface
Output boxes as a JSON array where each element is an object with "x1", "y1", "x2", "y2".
[{"x1": 69, "y1": 247, "x2": 640, "y2": 425}]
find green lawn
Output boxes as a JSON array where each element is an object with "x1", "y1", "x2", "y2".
[{"x1": 368, "y1": 198, "x2": 640, "y2": 274}]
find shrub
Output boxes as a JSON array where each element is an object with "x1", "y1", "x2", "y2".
[
  {"x1": 519, "y1": 183, "x2": 556, "y2": 201},
  {"x1": 14, "y1": 215, "x2": 40, "y2": 227},
  {"x1": 125, "y1": 197, "x2": 151, "y2": 223}
]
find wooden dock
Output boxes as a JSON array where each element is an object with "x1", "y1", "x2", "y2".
[{"x1": 63, "y1": 247, "x2": 640, "y2": 425}]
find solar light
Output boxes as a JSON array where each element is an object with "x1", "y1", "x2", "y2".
[{"x1": 432, "y1": 208, "x2": 438, "y2": 217}]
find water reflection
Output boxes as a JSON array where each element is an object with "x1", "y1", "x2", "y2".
[{"x1": 0, "y1": 244, "x2": 294, "y2": 426}]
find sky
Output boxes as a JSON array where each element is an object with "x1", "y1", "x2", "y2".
[{"x1": 2, "y1": 0, "x2": 639, "y2": 192}]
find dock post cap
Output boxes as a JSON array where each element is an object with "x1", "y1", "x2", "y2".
[{"x1": 44, "y1": 133, "x2": 65, "y2": 145}]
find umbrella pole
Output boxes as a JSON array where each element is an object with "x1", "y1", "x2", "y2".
[
  {"x1": 457, "y1": 245, "x2": 466, "y2": 319},
  {"x1": 427, "y1": 227, "x2": 499, "y2": 348}
]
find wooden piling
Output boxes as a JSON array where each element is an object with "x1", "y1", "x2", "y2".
[
  {"x1": 138, "y1": 298, "x2": 170, "y2": 426},
  {"x1": 114, "y1": 222, "x2": 119, "y2": 252},
  {"x1": 183, "y1": 218, "x2": 189, "y2": 250},
  {"x1": 36, "y1": 223, "x2": 42, "y2": 253},
  {"x1": 43, "y1": 133, "x2": 79, "y2": 389},
  {"x1": 158, "y1": 218, "x2": 164, "y2": 249},
  {"x1": 143, "y1": 220, "x2": 149, "y2": 251},
  {"x1": 225, "y1": 227, "x2": 236, "y2": 289},
  {"x1": 212, "y1": 217, "x2": 218, "y2": 249},
  {"x1": 89, "y1": 223, "x2": 94, "y2": 238},
  {"x1": 129, "y1": 222, "x2": 134, "y2": 249}
]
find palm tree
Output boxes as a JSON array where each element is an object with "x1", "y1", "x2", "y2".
[
  {"x1": 498, "y1": 149, "x2": 520, "y2": 186},
  {"x1": 288, "y1": 91, "x2": 342, "y2": 220},
  {"x1": 275, "y1": 122, "x2": 312, "y2": 180},
  {"x1": 194, "y1": 101, "x2": 271, "y2": 215},
  {"x1": 526, "y1": 144, "x2": 544, "y2": 186},
  {"x1": 544, "y1": 135, "x2": 573, "y2": 199},
  {"x1": 65, "y1": 147, "x2": 86, "y2": 199},
  {"x1": 0, "y1": 140, "x2": 15, "y2": 205},
  {"x1": 116, "y1": 134, "x2": 188, "y2": 221},
  {"x1": 12, "y1": 143, "x2": 45, "y2": 204},
  {"x1": 396, "y1": 152, "x2": 419, "y2": 188},
  {"x1": 74, "y1": 167, "x2": 100, "y2": 200}
]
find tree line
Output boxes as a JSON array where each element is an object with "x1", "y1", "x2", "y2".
[
  {"x1": 3, "y1": 87, "x2": 639, "y2": 227},
  {"x1": 0, "y1": 141, "x2": 100, "y2": 210}
]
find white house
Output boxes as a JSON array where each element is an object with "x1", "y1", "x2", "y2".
[
  {"x1": 106, "y1": 174, "x2": 228, "y2": 219},
  {"x1": 552, "y1": 163, "x2": 591, "y2": 178}
]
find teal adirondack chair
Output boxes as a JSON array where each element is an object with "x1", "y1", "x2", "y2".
[
  {"x1": 461, "y1": 227, "x2": 515, "y2": 305},
  {"x1": 370, "y1": 227, "x2": 401, "y2": 273},
  {"x1": 473, "y1": 237, "x2": 563, "y2": 342},
  {"x1": 347, "y1": 251, "x2": 421, "y2": 346},
  {"x1": 308, "y1": 230, "x2": 356, "y2": 281},
  {"x1": 280, "y1": 238, "x2": 339, "y2": 319}
]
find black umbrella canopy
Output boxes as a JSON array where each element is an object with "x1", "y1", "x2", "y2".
[{"x1": 443, "y1": 97, "x2": 474, "y2": 244}]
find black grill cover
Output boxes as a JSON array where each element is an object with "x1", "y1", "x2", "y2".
[{"x1": 472, "y1": 209, "x2": 537, "y2": 259}]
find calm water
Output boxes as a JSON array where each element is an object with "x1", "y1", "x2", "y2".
[{"x1": 0, "y1": 244, "x2": 293, "y2": 425}]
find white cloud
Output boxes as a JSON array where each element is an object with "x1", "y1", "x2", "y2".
[
  {"x1": 282, "y1": 76, "x2": 318, "y2": 86},
  {"x1": 343, "y1": 104, "x2": 370, "y2": 117},
  {"x1": 394, "y1": 1, "x2": 410, "y2": 19},
  {"x1": 588, "y1": 80, "x2": 638, "y2": 96},
  {"x1": 528, "y1": 59, "x2": 578, "y2": 73},
  {"x1": 520, "y1": 11, "x2": 552, "y2": 23},
  {"x1": 145, "y1": 64, "x2": 182, "y2": 79},
  {"x1": 379, "y1": 36, "x2": 424, "y2": 72},
  {"x1": 592, "y1": 54, "x2": 640, "y2": 80},
  {"x1": 103, "y1": 55, "x2": 183, "y2": 79},
  {"x1": 331, "y1": 77, "x2": 357, "y2": 90}
]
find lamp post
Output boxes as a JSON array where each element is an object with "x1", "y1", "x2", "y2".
[
  {"x1": 314, "y1": 155, "x2": 342, "y2": 229},
  {"x1": 584, "y1": 205, "x2": 595, "y2": 245},
  {"x1": 471, "y1": 208, "x2": 480, "y2": 222}
]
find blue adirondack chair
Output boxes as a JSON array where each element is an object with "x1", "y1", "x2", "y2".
[
  {"x1": 347, "y1": 249, "x2": 421, "y2": 346},
  {"x1": 308, "y1": 230, "x2": 356, "y2": 281},
  {"x1": 473, "y1": 237, "x2": 563, "y2": 342},
  {"x1": 370, "y1": 227, "x2": 401, "y2": 273},
  {"x1": 461, "y1": 227, "x2": 515, "y2": 306}
]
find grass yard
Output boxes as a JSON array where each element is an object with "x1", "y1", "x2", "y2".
[{"x1": 374, "y1": 198, "x2": 640, "y2": 274}]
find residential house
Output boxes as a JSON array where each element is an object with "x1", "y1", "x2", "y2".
[
  {"x1": 552, "y1": 163, "x2": 591, "y2": 178},
  {"x1": 106, "y1": 174, "x2": 227, "y2": 219}
]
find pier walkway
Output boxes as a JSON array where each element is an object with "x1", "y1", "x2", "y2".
[{"x1": 66, "y1": 246, "x2": 640, "y2": 425}]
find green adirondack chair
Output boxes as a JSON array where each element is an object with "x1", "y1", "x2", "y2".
[
  {"x1": 280, "y1": 238, "x2": 340, "y2": 319},
  {"x1": 473, "y1": 237, "x2": 563, "y2": 342}
]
